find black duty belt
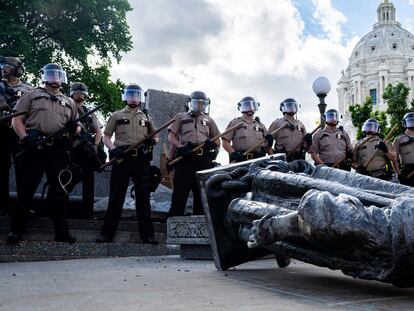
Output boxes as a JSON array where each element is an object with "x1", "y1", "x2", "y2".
[{"x1": 239, "y1": 150, "x2": 266, "y2": 160}]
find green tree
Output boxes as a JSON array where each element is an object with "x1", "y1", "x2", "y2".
[
  {"x1": 349, "y1": 96, "x2": 374, "y2": 139},
  {"x1": 383, "y1": 82, "x2": 411, "y2": 138},
  {"x1": 0, "y1": 0, "x2": 132, "y2": 116},
  {"x1": 349, "y1": 96, "x2": 390, "y2": 139}
]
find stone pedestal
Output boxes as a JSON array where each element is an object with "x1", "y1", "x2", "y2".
[{"x1": 167, "y1": 216, "x2": 212, "y2": 260}]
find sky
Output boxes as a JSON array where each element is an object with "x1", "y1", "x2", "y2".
[{"x1": 110, "y1": 0, "x2": 414, "y2": 162}]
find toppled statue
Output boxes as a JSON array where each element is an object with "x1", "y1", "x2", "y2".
[{"x1": 197, "y1": 156, "x2": 414, "y2": 288}]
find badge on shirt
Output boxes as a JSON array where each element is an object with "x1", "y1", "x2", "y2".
[
  {"x1": 297, "y1": 125, "x2": 302, "y2": 131},
  {"x1": 337, "y1": 133, "x2": 342, "y2": 139},
  {"x1": 140, "y1": 119, "x2": 147, "y2": 127},
  {"x1": 59, "y1": 100, "x2": 66, "y2": 107},
  {"x1": 254, "y1": 125, "x2": 260, "y2": 132},
  {"x1": 201, "y1": 119, "x2": 208, "y2": 126},
  {"x1": 16, "y1": 91, "x2": 22, "y2": 98}
]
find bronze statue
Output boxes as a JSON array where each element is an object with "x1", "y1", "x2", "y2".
[{"x1": 198, "y1": 157, "x2": 414, "y2": 288}]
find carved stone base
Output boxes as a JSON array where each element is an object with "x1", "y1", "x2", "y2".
[{"x1": 167, "y1": 216, "x2": 212, "y2": 260}]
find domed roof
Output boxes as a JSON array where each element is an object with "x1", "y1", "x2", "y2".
[{"x1": 348, "y1": 1, "x2": 414, "y2": 68}]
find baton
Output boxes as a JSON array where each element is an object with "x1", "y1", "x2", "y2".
[
  {"x1": 363, "y1": 123, "x2": 398, "y2": 168},
  {"x1": 101, "y1": 118, "x2": 176, "y2": 169},
  {"x1": 168, "y1": 122, "x2": 243, "y2": 166}
]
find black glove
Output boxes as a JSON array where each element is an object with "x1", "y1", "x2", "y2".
[
  {"x1": 356, "y1": 165, "x2": 367, "y2": 175},
  {"x1": 203, "y1": 139, "x2": 218, "y2": 152},
  {"x1": 264, "y1": 134, "x2": 274, "y2": 148},
  {"x1": 377, "y1": 141, "x2": 388, "y2": 153},
  {"x1": 304, "y1": 133, "x2": 313, "y2": 147},
  {"x1": 230, "y1": 151, "x2": 246, "y2": 162},
  {"x1": 144, "y1": 138, "x2": 156, "y2": 146},
  {"x1": 21, "y1": 135, "x2": 37, "y2": 150},
  {"x1": 66, "y1": 120, "x2": 78, "y2": 134},
  {"x1": 398, "y1": 174, "x2": 407, "y2": 184},
  {"x1": 108, "y1": 147, "x2": 124, "y2": 160},
  {"x1": 176, "y1": 143, "x2": 195, "y2": 158}
]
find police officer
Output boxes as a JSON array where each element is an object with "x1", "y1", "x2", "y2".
[
  {"x1": 167, "y1": 91, "x2": 221, "y2": 217},
  {"x1": 0, "y1": 56, "x2": 32, "y2": 214},
  {"x1": 66, "y1": 82, "x2": 103, "y2": 218},
  {"x1": 310, "y1": 109, "x2": 353, "y2": 170},
  {"x1": 268, "y1": 98, "x2": 312, "y2": 162},
  {"x1": 97, "y1": 84, "x2": 158, "y2": 244},
  {"x1": 393, "y1": 112, "x2": 414, "y2": 186},
  {"x1": 8, "y1": 63, "x2": 78, "y2": 244},
  {"x1": 353, "y1": 119, "x2": 395, "y2": 180},
  {"x1": 222, "y1": 96, "x2": 272, "y2": 162}
]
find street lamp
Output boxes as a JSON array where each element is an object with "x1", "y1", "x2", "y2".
[{"x1": 312, "y1": 76, "x2": 331, "y2": 127}]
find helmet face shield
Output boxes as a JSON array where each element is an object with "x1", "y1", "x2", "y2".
[
  {"x1": 0, "y1": 63, "x2": 14, "y2": 70},
  {"x1": 122, "y1": 88, "x2": 145, "y2": 103},
  {"x1": 362, "y1": 121, "x2": 379, "y2": 133},
  {"x1": 41, "y1": 69, "x2": 68, "y2": 85},
  {"x1": 239, "y1": 100, "x2": 259, "y2": 113},
  {"x1": 324, "y1": 111, "x2": 338, "y2": 124},
  {"x1": 189, "y1": 98, "x2": 209, "y2": 113},
  {"x1": 281, "y1": 101, "x2": 298, "y2": 114},
  {"x1": 404, "y1": 116, "x2": 414, "y2": 128}
]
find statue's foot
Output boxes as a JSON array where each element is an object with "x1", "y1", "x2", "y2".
[{"x1": 275, "y1": 254, "x2": 291, "y2": 268}]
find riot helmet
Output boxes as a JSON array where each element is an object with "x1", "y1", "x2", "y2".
[
  {"x1": 70, "y1": 82, "x2": 89, "y2": 97},
  {"x1": 280, "y1": 98, "x2": 298, "y2": 115},
  {"x1": 324, "y1": 109, "x2": 339, "y2": 125},
  {"x1": 40, "y1": 63, "x2": 68, "y2": 87},
  {"x1": 238, "y1": 96, "x2": 259, "y2": 114},
  {"x1": 362, "y1": 118, "x2": 380, "y2": 134},
  {"x1": 403, "y1": 112, "x2": 414, "y2": 129},
  {"x1": 188, "y1": 91, "x2": 209, "y2": 113},
  {"x1": 0, "y1": 56, "x2": 25, "y2": 78},
  {"x1": 122, "y1": 84, "x2": 145, "y2": 109}
]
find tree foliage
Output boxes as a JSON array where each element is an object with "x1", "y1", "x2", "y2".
[
  {"x1": 0, "y1": 0, "x2": 132, "y2": 116},
  {"x1": 349, "y1": 96, "x2": 375, "y2": 139},
  {"x1": 383, "y1": 82, "x2": 413, "y2": 136},
  {"x1": 349, "y1": 83, "x2": 414, "y2": 140}
]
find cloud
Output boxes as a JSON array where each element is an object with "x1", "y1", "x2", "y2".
[
  {"x1": 111, "y1": 0, "x2": 358, "y2": 141},
  {"x1": 311, "y1": 0, "x2": 347, "y2": 43}
]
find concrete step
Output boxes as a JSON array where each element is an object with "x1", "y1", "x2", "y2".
[
  {"x1": 0, "y1": 229, "x2": 167, "y2": 244},
  {"x1": 0, "y1": 241, "x2": 179, "y2": 262},
  {"x1": 0, "y1": 216, "x2": 166, "y2": 233}
]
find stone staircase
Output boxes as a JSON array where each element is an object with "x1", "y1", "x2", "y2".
[{"x1": 0, "y1": 216, "x2": 179, "y2": 262}]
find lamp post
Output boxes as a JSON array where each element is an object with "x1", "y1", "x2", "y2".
[{"x1": 312, "y1": 76, "x2": 331, "y2": 128}]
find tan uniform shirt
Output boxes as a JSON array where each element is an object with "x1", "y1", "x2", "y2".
[
  {"x1": 104, "y1": 107, "x2": 155, "y2": 147},
  {"x1": 14, "y1": 87, "x2": 77, "y2": 135},
  {"x1": 268, "y1": 117, "x2": 306, "y2": 153},
  {"x1": 221, "y1": 116, "x2": 267, "y2": 152},
  {"x1": 353, "y1": 136, "x2": 391, "y2": 175},
  {"x1": 311, "y1": 127, "x2": 352, "y2": 164},
  {"x1": 77, "y1": 105, "x2": 101, "y2": 134},
  {"x1": 393, "y1": 133, "x2": 414, "y2": 165},
  {"x1": 168, "y1": 112, "x2": 220, "y2": 145},
  {"x1": 0, "y1": 80, "x2": 33, "y2": 110}
]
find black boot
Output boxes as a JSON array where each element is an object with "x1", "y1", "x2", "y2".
[
  {"x1": 54, "y1": 234, "x2": 76, "y2": 244},
  {"x1": 142, "y1": 237, "x2": 159, "y2": 245},
  {"x1": 7, "y1": 233, "x2": 22, "y2": 245}
]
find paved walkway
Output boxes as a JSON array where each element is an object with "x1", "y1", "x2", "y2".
[{"x1": 1, "y1": 256, "x2": 414, "y2": 310}]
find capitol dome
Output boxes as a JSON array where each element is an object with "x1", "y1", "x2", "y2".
[{"x1": 338, "y1": 0, "x2": 414, "y2": 118}]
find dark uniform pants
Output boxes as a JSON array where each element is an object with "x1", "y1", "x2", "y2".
[
  {"x1": 0, "y1": 125, "x2": 22, "y2": 213},
  {"x1": 66, "y1": 148, "x2": 95, "y2": 218},
  {"x1": 100, "y1": 156, "x2": 154, "y2": 241},
  {"x1": 11, "y1": 147, "x2": 70, "y2": 239},
  {"x1": 168, "y1": 155, "x2": 214, "y2": 217},
  {"x1": 401, "y1": 165, "x2": 414, "y2": 186}
]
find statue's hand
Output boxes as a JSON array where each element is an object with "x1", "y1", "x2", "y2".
[{"x1": 247, "y1": 214, "x2": 274, "y2": 248}]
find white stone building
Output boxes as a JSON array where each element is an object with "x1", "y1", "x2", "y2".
[{"x1": 338, "y1": 0, "x2": 414, "y2": 122}]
